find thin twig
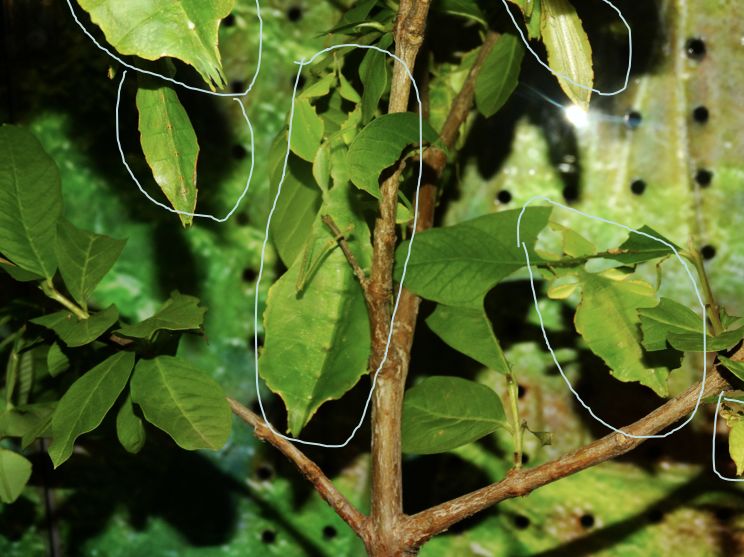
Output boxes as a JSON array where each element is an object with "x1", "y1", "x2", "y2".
[
  {"x1": 403, "y1": 356, "x2": 740, "y2": 546},
  {"x1": 227, "y1": 398, "x2": 368, "y2": 538},
  {"x1": 321, "y1": 214, "x2": 372, "y2": 304}
]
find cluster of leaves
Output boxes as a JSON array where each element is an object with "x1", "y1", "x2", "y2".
[{"x1": 0, "y1": 126, "x2": 231, "y2": 504}]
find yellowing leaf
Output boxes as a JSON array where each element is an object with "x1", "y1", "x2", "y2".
[
  {"x1": 730, "y1": 421, "x2": 744, "y2": 476},
  {"x1": 77, "y1": 0, "x2": 235, "y2": 89},
  {"x1": 540, "y1": 0, "x2": 594, "y2": 109}
]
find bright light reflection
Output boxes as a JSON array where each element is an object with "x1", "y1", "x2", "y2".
[{"x1": 564, "y1": 104, "x2": 589, "y2": 128}]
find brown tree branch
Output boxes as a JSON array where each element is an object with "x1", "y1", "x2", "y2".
[
  {"x1": 366, "y1": 1, "x2": 433, "y2": 554},
  {"x1": 321, "y1": 213, "x2": 372, "y2": 306},
  {"x1": 227, "y1": 398, "x2": 367, "y2": 537},
  {"x1": 402, "y1": 358, "x2": 739, "y2": 547}
]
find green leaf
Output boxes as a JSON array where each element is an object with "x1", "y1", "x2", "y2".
[
  {"x1": 115, "y1": 291, "x2": 206, "y2": 340},
  {"x1": 56, "y1": 219, "x2": 126, "y2": 308},
  {"x1": 606, "y1": 225, "x2": 679, "y2": 265},
  {"x1": 730, "y1": 421, "x2": 744, "y2": 476},
  {"x1": 435, "y1": 0, "x2": 487, "y2": 26},
  {"x1": 289, "y1": 98, "x2": 325, "y2": 162},
  {"x1": 474, "y1": 33, "x2": 524, "y2": 118},
  {"x1": 668, "y1": 328, "x2": 744, "y2": 353},
  {"x1": 347, "y1": 112, "x2": 439, "y2": 197},
  {"x1": 0, "y1": 125, "x2": 63, "y2": 278},
  {"x1": 540, "y1": 0, "x2": 594, "y2": 109},
  {"x1": 720, "y1": 356, "x2": 744, "y2": 384},
  {"x1": 0, "y1": 261, "x2": 42, "y2": 282},
  {"x1": 136, "y1": 80, "x2": 199, "y2": 226},
  {"x1": 0, "y1": 448, "x2": 32, "y2": 504},
  {"x1": 402, "y1": 376, "x2": 507, "y2": 454},
  {"x1": 638, "y1": 297, "x2": 744, "y2": 352},
  {"x1": 338, "y1": 73, "x2": 361, "y2": 104},
  {"x1": 130, "y1": 356, "x2": 231, "y2": 451},
  {"x1": 48, "y1": 352, "x2": 135, "y2": 467},
  {"x1": 47, "y1": 342, "x2": 69, "y2": 377},
  {"x1": 1, "y1": 402, "x2": 55, "y2": 445},
  {"x1": 116, "y1": 393, "x2": 146, "y2": 454},
  {"x1": 77, "y1": 0, "x2": 235, "y2": 89},
  {"x1": 31, "y1": 305, "x2": 119, "y2": 347},
  {"x1": 297, "y1": 73, "x2": 336, "y2": 100},
  {"x1": 394, "y1": 207, "x2": 552, "y2": 308},
  {"x1": 260, "y1": 185, "x2": 372, "y2": 434},
  {"x1": 359, "y1": 38, "x2": 390, "y2": 123},
  {"x1": 574, "y1": 271, "x2": 671, "y2": 396},
  {"x1": 426, "y1": 304, "x2": 510, "y2": 373},
  {"x1": 269, "y1": 147, "x2": 323, "y2": 268}
]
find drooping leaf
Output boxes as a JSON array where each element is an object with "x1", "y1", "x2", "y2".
[
  {"x1": 606, "y1": 225, "x2": 679, "y2": 265},
  {"x1": 48, "y1": 352, "x2": 135, "y2": 467},
  {"x1": 359, "y1": 36, "x2": 391, "y2": 123},
  {"x1": 130, "y1": 356, "x2": 231, "y2": 451},
  {"x1": 116, "y1": 393, "x2": 146, "y2": 454},
  {"x1": 638, "y1": 297, "x2": 744, "y2": 352},
  {"x1": 720, "y1": 356, "x2": 744, "y2": 384},
  {"x1": 574, "y1": 271, "x2": 671, "y2": 396},
  {"x1": 297, "y1": 73, "x2": 336, "y2": 100},
  {"x1": 0, "y1": 448, "x2": 32, "y2": 504},
  {"x1": 347, "y1": 112, "x2": 439, "y2": 197},
  {"x1": 394, "y1": 207, "x2": 552, "y2": 308},
  {"x1": 260, "y1": 184, "x2": 372, "y2": 435},
  {"x1": 269, "y1": 145, "x2": 323, "y2": 268},
  {"x1": 47, "y1": 342, "x2": 70, "y2": 377},
  {"x1": 426, "y1": 304, "x2": 510, "y2": 373},
  {"x1": 136, "y1": 80, "x2": 199, "y2": 226},
  {"x1": 115, "y1": 291, "x2": 206, "y2": 340},
  {"x1": 730, "y1": 421, "x2": 744, "y2": 476},
  {"x1": 402, "y1": 376, "x2": 507, "y2": 454},
  {"x1": 1, "y1": 402, "x2": 55, "y2": 446},
  {"x1": 56, "y1": 219, "x2": 126, "y2": 308},
  {"x1": 76, "y1": 0, "x2": 235, "y2": 89},
  {"x1": 435, "y1": 0, "x2": 487, "y2": 26},
  {"x1": 0, "y1": 125, "x2": 62, "y2": 278},
  {"x1": 474, "y1": 33, "x2": 524, "y2": 118},
  {"x1": 540, "y1": 0, "x2": 594, "y2": 109},
  {"x1": 31, "y1": 305, "x2": 120, "y2": 347},
  {"x1": 290, "y1": 98, "x2": 325, "y2": 162}
]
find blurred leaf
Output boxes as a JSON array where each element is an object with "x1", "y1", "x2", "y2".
[
  {"x1": 540, "y1": 0, "x2": 593, "y2": 108},
  {"x1": 0, "y1": 448, "x2": 32, "y2": 504},
  {"x1": 347, "y1": 112, "x2": 439, "y2": 196},
  {"x1": 260, "y1": 184, "x2": 371, "y2": 435},
  {"x1": 48, "y1": 352, "x2": 135, "y2": 467},
  {"x1": 730, "y1": 421, "x2": 744, "y2": 475},
  {"x1": 475, "y1": 34, "x2": 524, "y2": 118},
  {"x1": 394, "y1": 207, "x2": 551, "y2": 308},
  {"x1": 435, "y1": 0, "x2": 487, "y2": 25},
  {"x1": 31, "y1": 305, "x2": 119, "y2": 347},
  {"x1": 574, "y1": 271, "x2": 671, "y2": 396},
  {"x1": 77, "y1": 0, "x2": 235, "y2": 89},
  {"x1": 56, "y1": 219, "x2": 126, "y2": 308},
  {"x1": 290, "y1": 98, "x2": 324, "y2": 162},
  {"x1": 46, "y1": 342, "x2": 69, "y2": 377},
  {"x1": 136, "y1": 81, "x2": 199, "y2": 226},
  {"x1": 426, "y1": 304, "x2": 510, "y2": 373},
  {"x1": 130, "y1": 356, "x2": 231, "y2": 451},
  {"x1": 0, "y1": 125, "x2": 62, "y2": 278},
  {"x1": 116, "y1": 392, "x2": 146, "y2": 454},
  {"x1": 116, "y1": 291, "x2": 205, "y2": 340},
  {"x1": 402, "y1": 376, "x2": 507, "y2": 454}
]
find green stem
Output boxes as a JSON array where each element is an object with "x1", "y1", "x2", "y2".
[
  {"x1": 688, "y1": 248, "x2": 723, "y2": 336},
  {"x1": 40, "y1": 280, "x2": 89, "y2": 320},
  {"x1": 506, "y1": 372, "x2": 523, "y2": 470}
]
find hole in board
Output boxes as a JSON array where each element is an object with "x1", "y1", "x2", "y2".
[
  {"x1": 580, "y1": 513, "x2": 595, "y2": 528},
  {"x1": 322, "y1": 525, "x2": 337, "y2": 539},
  {"x1": 686, "y1": 37, "x2": 706, "y2": 60},
  {"x1": 497, "y1": 190, "x2": 512, "y2": 204},
  {"x1": 514, "y1": 514, "x2": 531, "y2": 529},
  {"x1": 261, "y1": 530, "x2": 276, "y2": 544},
  {"x1": 692, "y1": 106, "x2": 709, "y2": 123},
  {"x1": 287, "y1": 6, "x2": 303, "y2": 22},
  {"x1": 695, "y1": 168, "x2": 713, "y2": 187},
  {"x1": 701, "y1": 245, "x2": 716, "y2": 260},
  {"x1": 625, "y1": 110, "x2": 642, "y2": 129}
]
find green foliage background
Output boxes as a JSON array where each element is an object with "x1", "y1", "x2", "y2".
[{"x1": 1, "y1": 0, "x2": 743, "y2": 556}]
